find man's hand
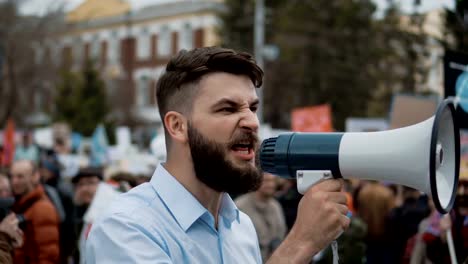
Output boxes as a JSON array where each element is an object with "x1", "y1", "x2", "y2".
[
  {"x1": 267, "y1": 179, "x2": 350, "y2": 264},
  {"x1": 0, "y1": 213, "x2": 24, "y2": 248}
]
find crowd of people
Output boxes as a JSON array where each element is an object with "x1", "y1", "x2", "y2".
[
  {"x1": 232, "y1": 172, "x2": 468, "y2": 263},
  {"x1": 0, "y1": 132, "x2": 149, "y2": 264},
  {"x1": 0, "y1": 46, "x2": 467, "y2": 264}
]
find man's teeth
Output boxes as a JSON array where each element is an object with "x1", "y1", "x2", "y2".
[{"x1": 237, "y1": 149, "x2": 249, "y2": 155}]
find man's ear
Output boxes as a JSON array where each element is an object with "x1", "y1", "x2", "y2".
[{"x1": 164, "y1": 111, "x2": 188, "y2": 143}]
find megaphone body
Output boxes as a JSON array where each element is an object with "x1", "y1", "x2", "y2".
[{"x1": 260, "y1": 100, "x2": 460, "y2": 214}]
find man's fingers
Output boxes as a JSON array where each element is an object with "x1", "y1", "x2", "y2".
[
  {"x1": 340, "y1": 214, "x2": 351, "y2": 230},
  {"x1": 322, "y1": 192, "x2": 348, "y2": 205},
  {"x1": 310, "y1": 179, "x2": 343, "y2": 192},
  {"x1": 336, "y1": 204, "x2": 348, "y2": 215}
]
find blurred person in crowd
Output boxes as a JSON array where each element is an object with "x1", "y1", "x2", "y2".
[
  {"x1": 343, "y1": 179, "x2": 358, "y2": 215},
  {"x1": 108, "y1": 171, "x2": 137, "y2": 192},
  {"x1": 356, "y1": 182, "x2": 396, "y2": 264},
  {"x1": 135, "y1": 174, "x2": 151, "y2": 186},
  {"x1": 10, "y1": 160, "x2": 60, "y2": 263},
  {"x1": 40, "y1": 155, "x2": 75, "y2": 264},
  {"x1": 0, "y1": 172, "x2": 11, "y2": 198},
  {"x1": 86, "y1": 47, "x2": 350, "y2": 263},
  {"x1": 71, "y1": 167, "x2": 102, "y2": 264},
  {"x1": 277, "y1": 178, "x2": 302, "y2": 231},
  {"x1": 388, "y1": 186, "x2": 430, "y2": 263},
  {"x1": 0, "y1": 145, "x2": 4, "y2": 168},
  {"x1": 406, "y1": 197, "x2": 435, "y2": 264},
  {"x1": 0, "y1": 172, "x2": 23, "y2": 263},
  {"x1": 54, "y1": 138, "x2": 71, "y2": 155},
  {"x1": 315, "y1": 214, "x2": 367, "y2": 264},
  {"x1": 235, "y1": 172, "x2": 287, "y2": 261},
  {"x1": 420, "y1": 175, "x2": 468, "y2": 263},
  {"x1": 14, "y1": 132, "x2": 39, "y2": 164}
]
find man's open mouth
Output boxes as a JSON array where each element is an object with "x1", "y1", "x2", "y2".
[{"x1": 231, "y1": 141, "x2": 255, "y2": 160}]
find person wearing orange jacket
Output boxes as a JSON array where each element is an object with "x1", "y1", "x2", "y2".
[{"x1": 10, "y1": 160, "x2": 60, "y2": 264}]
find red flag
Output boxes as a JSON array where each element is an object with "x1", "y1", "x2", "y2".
[
  {"x1": 291, "y1": 104, "x2": 333, "y2": 132},
  {"x1": 2, "y1": 119, "x2": 15, "y2": 167}
]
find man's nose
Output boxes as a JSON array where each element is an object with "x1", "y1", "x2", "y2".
[{"x1": 239, "y1": 110, "x2": 259, "y2": 132}]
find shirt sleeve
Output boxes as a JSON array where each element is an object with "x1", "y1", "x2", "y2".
[{"x1": 85, "y1": 212, "x2": 173, "y2": 264}]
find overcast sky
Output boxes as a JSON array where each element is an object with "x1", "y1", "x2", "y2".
[{"x1": 19, "y1": 0, "x2": 455, "y2": 16}]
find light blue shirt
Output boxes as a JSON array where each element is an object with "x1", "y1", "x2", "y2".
[
  {"x1": 85, "y1": 165, "x2": 262, "y2": 263},
  {"x1": 14, "y1": 145, "x2": 39, "y2": 163}
]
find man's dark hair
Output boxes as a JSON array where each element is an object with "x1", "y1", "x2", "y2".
[
  {"x1": 71, "y1": 167, "x2": 103, "y2": 185},
  {"x1": 156, "y1": 47, "x2": 264, "y2": 134}
]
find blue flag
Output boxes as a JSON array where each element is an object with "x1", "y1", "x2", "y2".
[{"x1": 90, "y1": 124, "x2": 109, "y2": 167}]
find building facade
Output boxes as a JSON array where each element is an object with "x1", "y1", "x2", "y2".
[
  {"x1": 52, "y1": 0, "x2": 223, "y2": 131},
  {"x1": 399, "y1": 8, "x2": 450, "y2": 95}
]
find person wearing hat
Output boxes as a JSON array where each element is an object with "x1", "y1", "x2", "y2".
[
  {"x1": 71, "y1": 167, "x2": 102, "y2": 264},
  {"x1": 72, "y1": 167, "x2": 103, "y2": 207}
]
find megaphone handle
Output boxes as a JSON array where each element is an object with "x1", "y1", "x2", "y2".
[
  {"x1": 296, "y1": 170, "x2": 334, "y2": 194},
  {"x1": 447, "y1": 229, "x2": 458, "y2": 264},
  {"x1": 331, "y1": 240, "x2": 340, "y2": 264},
  {"x1": 296, "y1": 171, "x2": 341, "y2": 263}
]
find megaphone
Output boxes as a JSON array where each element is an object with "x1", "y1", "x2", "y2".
[{"x1": 260, "y1": 99, "x2": 460, "y2": 214}]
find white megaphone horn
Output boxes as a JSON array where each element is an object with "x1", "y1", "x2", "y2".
[{"x1": 259, "y1": 99, "x2": 460, "y2": 214}]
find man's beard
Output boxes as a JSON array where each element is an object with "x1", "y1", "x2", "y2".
[{"x1": 187, "y1": 122, "x2": 262, "y2": 194}]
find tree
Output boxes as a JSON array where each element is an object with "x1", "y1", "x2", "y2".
[
  {"x1": 217, "y1": 0, "x2": 255, "y2": 53},
  {"x1": 366, "y1": 1, "x2": 430, "y2": 117},
  {"x1": 444, "y1": 0, "x2": 468, "y2": 52},
  {"x1": 54, "y1": 60, "x2": 110, "y2": 136},
  {"x1": 218, "y1": 0, "x2": 430, "y2": 130},
  {"x1": 217, "y1": 0, "x2": 282, "y2": 53},
  {"x1": 0, "y1": 0, "x2": 65, "y2": 127},
  {"x1": 265, "y1": 0, "x2": 389, "y2": 130}
]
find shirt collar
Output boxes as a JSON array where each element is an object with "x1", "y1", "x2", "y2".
[
  {"x1": 151, "y1": 165, "x2": 207, "y2": 232},
  {"x1": 220, "y1": 192, "x2": 240, "y2": 224},
  {"x1": 150, "y1": 165, "x2": 240, "y2": 231}
]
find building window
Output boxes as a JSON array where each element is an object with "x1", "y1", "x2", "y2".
[
  {"x1": 62, "y1": 46, "x2": 73, "y2": 66},
  {"x1": 108, "y1": 30, "x2": 120, "y2": 63},
  {"x1": 47, "y1": 41, "x2": 61, "y2": 66},
  {"x1": 158, "y1": 25, "x2": 171, "y2": 57},
  {"x1": 179, "y1": 23, "x2": 193, "y2": 50},
  {"x1": 34, "y1": 91, "x2": 43, "y2": 110},
  {"x1": 90, "y1": 35, "x2": 100, "y2": 60},
  {"x1": 137, "y1": 27, "x2": 151, "y2": 60},
  {"x1": 34, "y1": 44, "x2": 44, "y2": 65},
  {"x1": 73, "y1": 38, "x2": 83, "y2": 65},
  {"x1": 136, "y1": 76, "x2": 150, "y2": 107}
]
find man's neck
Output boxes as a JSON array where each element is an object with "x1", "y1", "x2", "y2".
[{"x1": 165, "y1": 159, "x2": 223, "y2": 227}]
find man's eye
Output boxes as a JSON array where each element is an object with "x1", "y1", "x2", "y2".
[
  {"x1": 250, "y1": 106, "x2": 258, "y2": 112},
  {"x1": 220, "y1": 107, "x2": 236, "y2": 113}
]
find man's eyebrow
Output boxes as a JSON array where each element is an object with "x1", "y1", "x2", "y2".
[
  {"x1": 212, "y1": 98, "x2": 260, "y2": 108},
  {"x1": 212, "y1": 98, "x2": 240, "y2": 108}
]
